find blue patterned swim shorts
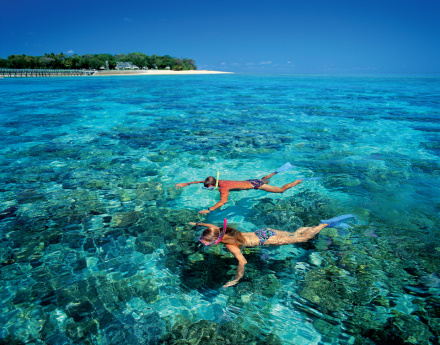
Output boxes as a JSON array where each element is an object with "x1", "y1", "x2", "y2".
[{"x1": 247, "y1": 179, "x2": 264, "y2": 189}]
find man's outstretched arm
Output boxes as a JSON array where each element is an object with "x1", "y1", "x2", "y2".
[
  {"x1": 175, "y1": 181, "x2": 204, "y2": 189},
  {"x1": 198, "y1": 189, "x2": 229, "y2": 214}
]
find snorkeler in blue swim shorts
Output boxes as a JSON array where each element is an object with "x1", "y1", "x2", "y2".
[
  {"x1": 246, "y1": 179, "x2": 265, "y2": 189},
  {"x1": 175, "y1": 162, "x2": 303, "y2": 214}
]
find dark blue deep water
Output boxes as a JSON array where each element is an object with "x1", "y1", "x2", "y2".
[{"x1": 0, "y1": 74, "x2": 439, "y2": 344}]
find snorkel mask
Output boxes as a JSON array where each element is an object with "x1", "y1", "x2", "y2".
[
  {"x1": 201, "y1": 186, "x2": 215, "y2": 190},
  {"x1": 199, "y1": 218, "x2": 227, "y2": 246}
]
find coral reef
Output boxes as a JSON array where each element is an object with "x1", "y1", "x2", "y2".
[
  {"x1": 1, "y1": 75, "x2": 440, "y2": 344},
  {"x1": 159, "y1": 316, "x2": 281, "y2": 345}
]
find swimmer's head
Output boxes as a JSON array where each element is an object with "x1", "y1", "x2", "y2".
[
  {"x1": 204, "y1": 176, "x2": 216, "y2": 188},
  {"x1": 199, "y1": 226, "x2": 246, "y2": 246},
  {"x1": 199, "y1": 227, "x2": 221, "y2": 246}
]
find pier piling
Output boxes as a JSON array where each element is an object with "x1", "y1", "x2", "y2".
[{"x1": 0, "y1": 68, "x2": 96, "y2": 77}]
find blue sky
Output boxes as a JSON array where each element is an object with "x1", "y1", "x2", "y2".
[{"x1": 1, "y1": 0, "x2": 439, "y2": 74}]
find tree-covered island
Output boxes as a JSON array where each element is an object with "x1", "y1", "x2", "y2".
[{"x1": 0, "y1": 52, "x2": 197, "y2": 71}]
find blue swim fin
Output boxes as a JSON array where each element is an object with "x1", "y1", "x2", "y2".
[
  {"x1": 275, "y1": 162, "x2": 295, "y2": 173},
  {"x1": 321, "y1": 214, "x2": 355, "y2": 226}
]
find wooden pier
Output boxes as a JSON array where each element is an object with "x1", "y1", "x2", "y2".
[{"x1": 0, "y1": 68, "x2": 96, "y2": 77}]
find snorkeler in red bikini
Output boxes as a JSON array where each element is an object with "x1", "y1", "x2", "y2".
[
  {"x1": 191, "y1": 214, "x2": 355, "y2": 287},
  {"x1": 175, "y1": 162, "x2": 303, "y2": 214}
]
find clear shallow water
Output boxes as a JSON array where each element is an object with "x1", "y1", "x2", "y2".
[{"x1": 0, "y1": 74, "x2": 439, "y2": 344}]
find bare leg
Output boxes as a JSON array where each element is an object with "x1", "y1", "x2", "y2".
[
  {"x1": 296, "y1": 224, "x2": 328, "y2": 240},
  {"x1": 258, "y1": 179, "x2": 303, "y2": 193},
  {"x1": 265, "y1": 224, "x2": 328, "y2": 245},
  {"x1": 261, "y1": 172, "x2": 277, "y2": 181}
]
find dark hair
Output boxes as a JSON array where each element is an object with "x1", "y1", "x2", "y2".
[
  {"x1": 204, "y1": 176, "x2": 216, "y2": 188},
  {"x1": 200, "y1": 226, "x2": 246, "y2": 245}
]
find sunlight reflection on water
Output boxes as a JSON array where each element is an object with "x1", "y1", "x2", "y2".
[{"x1": 0, "y1": 75, "x2": 439, "y2": 344}]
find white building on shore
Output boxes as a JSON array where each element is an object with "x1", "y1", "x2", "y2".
[{"x1": 115, "y1": 62, "x2": 140, "y2": 70}]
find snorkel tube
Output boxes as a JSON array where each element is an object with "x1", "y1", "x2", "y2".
[
  {"x1": 201, "y1": 171, "x2": 220, "y2": 190},
  {"x1": 214, "y1": 171, "x2": 219, "y2": 189},
  {"x1": 212, "y1": 218, "x2": 227, "y2": 245}
]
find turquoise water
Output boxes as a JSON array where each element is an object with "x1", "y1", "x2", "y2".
[{"x1": 0, "y1": 74, "x2": 439, "y2": 344}]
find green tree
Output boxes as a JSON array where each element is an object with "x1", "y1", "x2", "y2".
[
  {"x1": 80, "y1": 54, "x2": 93, "y2": 69},
  {"x1": 7, "y1": 55, "x2": 26, "y2": 68},
  {"x1": 182, "y1": 58, "x2": 196, "y2": 70},
  {"x1": 52, "y1": 53, "x2": 66, "y2": 69},
  {"x1": 40, "y1": 57, "x2": 54, "y2": 69},
  {"x1": 126, "y1": 52, "x2": 147, "y2": 68},
  {"x1": 114, "y1": 53, "x2": 126, "y2": 61},
  {"x1": 155, "y1": 56, "x2": 165, "y2": 69},
  {"x1": 147, "y1": 55, "x2": 157, "y2": 69},
  {"x1": 87, "y1": 55, "x2": 105, "y2": 70},
  {"x1": 0, "y1": 57, "x2": 8, "y2": 68},
  {"x1": 69, "y1": 54, "x2": 82, "y2": 69},
  {"x1": 172, "y1": 58, "x2": 182, "y2": 71},
  {"x1": 99, "y1": 53, "x2": 116, "y2": 69}
]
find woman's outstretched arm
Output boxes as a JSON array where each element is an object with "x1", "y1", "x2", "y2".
[
  {"x1": 188, "y1": 222, "x2": 218, "y2": 228},
  {"x1": 223, "y1": 244, "x2": 247, "y2": 287}
]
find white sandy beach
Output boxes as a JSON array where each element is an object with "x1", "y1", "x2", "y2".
[{"x1": 94, "y1": 70, "x2": 232, "y2": 76}]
